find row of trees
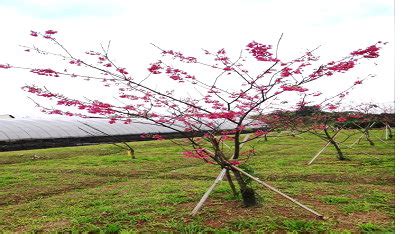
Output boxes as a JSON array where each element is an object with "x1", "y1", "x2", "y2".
[{"x1": 260, "y1": 103, "x2": 394, "y2": 162}]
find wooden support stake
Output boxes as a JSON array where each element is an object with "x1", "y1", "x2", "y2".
[
  {"x1": 190, "y1": 168, "x2": 227, "y2": 216},
  {"x1": 350, "y1": 133, "x2": 364, "y2": 147},
  {"x1": 385, "y1": 125, "x2": 389, "y2": 140},
  {"x1": 308, "y1": 130, "x2": 341, "y2": 165},
  {"x1": 230, "y1": 165, "x2": 323, "y2": 218},
  {"x1": 308, "y1": 141, "x2": 331, "y2": 165},
  {"x1": 240, "y1": 134, "x2": 252, "y2": 147},
  {"x1": 376, "y1": 136, "x2": 388, "y2": 144}
]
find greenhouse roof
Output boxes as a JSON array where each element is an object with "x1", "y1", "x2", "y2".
[{"x1": 0, "y1": 118, "x2": 259, "y2": 142}]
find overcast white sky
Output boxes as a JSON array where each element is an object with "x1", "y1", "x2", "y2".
[{"x1": 0, "y1": 0, "x2": 394, "y2": 118}]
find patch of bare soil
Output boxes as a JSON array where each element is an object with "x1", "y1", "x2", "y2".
[
  {"x1": 0, "y1": 179, "x2": 114, "y2": 206},
  {"x1": 42, "y1": 219, "x2": 72, "y2": 232},
  {"x1": 182, "y1": 190, "x2": 393, "y2": 232}
]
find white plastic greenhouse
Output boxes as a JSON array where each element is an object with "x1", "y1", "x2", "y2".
[{"x1": 0, "y1": 118, "x2": 264, "y2": 151}]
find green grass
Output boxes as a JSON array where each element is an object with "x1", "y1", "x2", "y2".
[{"x1": 0, "y1": 129, "x2": 394, "y2": 232}]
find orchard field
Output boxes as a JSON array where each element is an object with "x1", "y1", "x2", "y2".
[{"x1": 0, "y1": 129, "x2": 394, "y2": 232}]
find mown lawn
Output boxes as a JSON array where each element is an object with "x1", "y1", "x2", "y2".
[{"x1": 0, "y1": 129, "x2": 394, "y2": 232}]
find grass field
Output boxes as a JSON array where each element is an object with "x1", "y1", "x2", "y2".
[{"x1": 0, "y1": 129, "x2": 394, "y2": 232}]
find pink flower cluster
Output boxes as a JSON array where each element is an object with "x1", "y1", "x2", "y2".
[
  {"x1": 30, "y1": 68, "x2": 59, "y2": 77},
  {"x1": 327, "y1": 61, "x2": 355, "y2": 73},
  {"x1": 152, "y1": 134, "x2": 164, "y2": 140},
  {"x1": 215, "y1": 48, "x2": 230, "y2": 65},
  {"x1": 0, "y1": 64, "x2": 11, "y2": 69},
  {"x1": 336, "y1": 117, "x2": 348, "y2": 123},
  {"x1": 204, "y1": 111, "x2": 240, "y2": 120},
  {"x1": 351, "y1": 44, "x2": 381, "y2": 58},
  {"x1": 29, "y1": 29, "x2": 58, "y2": 39},
  {"x1": 280, "y1": 67, "x2": 292, "y2": 77},
  {"x1": 147, "y1": 62, "x2": 195, "y2": 81},
  {"x1": 165, "y1": 66, "x2": 195, "y2": 81},
  {"x1": 119, "y1": 94, "x2": 140, "y2": 100},
  {"x1": 45, "y1": 30, "x2": 58, "y2": 35},
  {"x1": 281, "y1": 85, "x2": 308, "y2": 92},
  {"x1": 86, "y1": 101, "x2": 115, "y2": 115},
  {"x1": 183, "y1": 149, "x2": 211, "y2": 159},
  {"x1": 57, "y1": 99, "x2": 82, "y2": 106},
  {"x1": 116, "y1": 68, "x2": 129, "y2": 75},
  {"x1": 327, "y1": 104, "x2": 338, "y2": 110},
  {"x1": 162, "y1": 50, "x2": 197, "y2": 63},
  {"x1": 246, "y1": 41, "x2": 279, "y2": 62},
  {"x1": 22, "y1": 86, "x2": 57, "y2": 98},
  {"x1": 148, "y1": 62, "x2": 163, "y2": 74},
  {"x1": 348, "y1": 114, "x2": 363, "y2": 119},
  {"x1": 69, "y1": 60, "x2": 81, "y2": 66}
]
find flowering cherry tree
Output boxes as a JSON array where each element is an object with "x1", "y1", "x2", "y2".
[
  {"x1": 260, "y1": 107, "x2": 368, "y2": 163},
  {"x1": 348, "y1": 102, "x2": 395, "y2": 144},
  {"x1": 0, "y1": 30, "x2": 385, "y2": 210}
]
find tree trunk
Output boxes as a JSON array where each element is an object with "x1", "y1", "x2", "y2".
[
  {"x1": 329, "y1": 139, "x2": 345, "y2": 160},
  {"x1": 127, "y1": 149, "x2": 135, "y2": 159},
  {"x1": 364, "y1": 131, "x2": 375, "y2": 146},
  {"x1": 231, "y1": 170, "x2": 258, "y2": 207},
  {"x1": 323, "y1": 128, "x2": 345, "y2": 160},
  {"x1": 387, "y1": 125, "x2": 393, "y2": 140},
  {"x1": 225, "y1": 170, "x2": 238, "y2": 197}
]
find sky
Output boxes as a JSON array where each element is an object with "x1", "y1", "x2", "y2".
[{"x1": 0, "y1": 0, "x2": 394, "y2": 118}]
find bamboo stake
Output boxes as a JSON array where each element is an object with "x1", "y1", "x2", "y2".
[
  {"x1": 349, "y1": 133, "x2": 364, "y2": 147},
  {"x1": 376, "y1": 136, "x2": 388, "y2": 144},
  {"x1": 308, "y1": 130, "x2": 341, "y2": 165},
  {"x1": 230, "y1": 165, "x2": 323, "y2": 218},
  {"x1": 190, "y1": 168, "x2": 227, "y2": 216}
]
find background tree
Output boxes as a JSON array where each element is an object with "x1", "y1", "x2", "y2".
[{"x1": 260, "y1": 107, "x2": 365, "y2": 163}]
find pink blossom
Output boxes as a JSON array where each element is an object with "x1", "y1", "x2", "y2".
[
  {"x1": 148, "y1": 62, "x2": 163, "y2": 74},
  {"x1": 328, "y1": 61, "x2": 355, "y2": 72},
  {"x1": 152, "y1": 134, "x2": 164, "y2": 140},
  {"x1": 117, "y1": 68, "x2": 128, "y2": 75},
  {"x1": 45, "y1": 30, "x2": 58, "y2": 35},
  {"x1": 336, "y1": 117, "x2": 348, "y2": 123},
  {"x1": 0, "y1": 64, "x2": 11, "y2": 69},
  {"x1": 281, "y1": 67, "x2": 292, "y2": 77},
  {"x1": 328, "y1": 105, "x2": 338, "y2": 110},
  {"x1": 162, "y1": 50, "x2": 197, "y2": 63},
  {"x1": 246, "y1": 41, "x2": 279, "y2": 62},
  {"x1": 183, "y1": 148, "x2": 210, "y2": 160},
  {"x1": 281, "y1": 85, "x2": 308, "y2": 92},
  {"x1": 351, "y1": 45, "x2": 380, "y2": 58},
  {"x1": 30, "y1": 68, "x2": 59, "y2": 77}
]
